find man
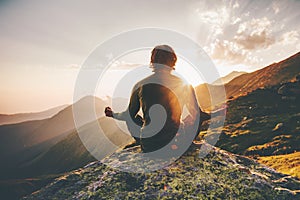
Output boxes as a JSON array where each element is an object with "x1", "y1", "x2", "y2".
[{"x1": 105, "y1": 45, "x2": 210, "y2": 153}]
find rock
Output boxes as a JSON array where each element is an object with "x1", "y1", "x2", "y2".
[
  {"x1": 238, "y1": 166, "x2": 251, "y2": 174},
  {"x1": 24, "y1": 142, "x2": 300, "y2": 200}
]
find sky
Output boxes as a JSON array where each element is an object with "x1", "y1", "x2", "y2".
[{"x1": 0, "y1": 0, "x2": 300, "y2": 114}]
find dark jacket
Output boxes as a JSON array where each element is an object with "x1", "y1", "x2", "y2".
[{"x1": 113, "y1": 67, "x2": 209, "y2": 152}]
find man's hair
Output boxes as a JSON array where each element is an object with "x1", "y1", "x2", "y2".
[{"x1": 150, "y1": 45, "x2": 177, "y2": 68}]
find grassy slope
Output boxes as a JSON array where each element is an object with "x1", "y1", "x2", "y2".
[
  {"x1": 214, "y1": 82, "x2": 300, "y2": 179},
  {"x1": 216, "y1": 83, "x2": 300, "y2": 156},
  {"x1": 258, "y1": 152, "x2": 300, "y2": 179}
]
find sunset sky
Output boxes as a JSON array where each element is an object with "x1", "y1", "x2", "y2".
[{"x1": 1, "y1": 0, "x2": 300, "y2": 114}]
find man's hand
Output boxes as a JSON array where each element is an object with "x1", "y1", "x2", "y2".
[{"x1": 105, "y1": 107, "x2": 113, "y2": 117}]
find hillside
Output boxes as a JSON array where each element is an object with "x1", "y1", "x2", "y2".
[
  {"x1": 26, "y1": 96, "x2": 106, "y2": 147},
  {"x1": 0, "y1": 119, "x2": 48, "y2": 161},
  {"x1": 214, "y1": 80, "x2": 300, "y2": 179},
  {"x1": 196, "y1": 51, "x2": 300, "y2": 109},
  {"x1": 19, "y1": 117, "x2": 133, "y2": 178},
  {"x1": 225, "y1": 52, "x2": 300, "y2": 98},
  {"x1": 0, "y1": 96, "x2": 106, "y2": 173},
  {"x1": 0, "y1": 96, "x2": 110, "y2": 199},
  {"x1": 0, "y1": 96, "x2": 105, "y2": 154},
  {"x1": 258, "y1": 152, "x2": 300, "y2": 179},
  {"x1": 0, "y1": 105, "x2": 67, "y2": 126},
  {"x1": 0, "y1": 116, "x2": 133, "y2": 199},
  {"x1": 212, "y1": 71, "x2": 247, "y2": 85},
  {"x1": 24, "y1": 142, "x2": 300, "y2": 199},
  {"x1": 216, "y1": 82, "x2": 300, "y2": 156}
]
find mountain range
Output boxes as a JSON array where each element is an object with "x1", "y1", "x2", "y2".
[
  {"x1": 212, "y1": 71, "x2": 247, "y2": 85},
  {"x1": 0, "y1": 94, "x2": 140, "y2": 198},
  {"x1": 0, "y1": 96, "x2": 105, "y2": 177},
  {"x1": 196, "y1": 52, "x2": 300, "y2": 110},
  {"x1": 0, "y1": 105, "x2": 68, "y2": 126}
]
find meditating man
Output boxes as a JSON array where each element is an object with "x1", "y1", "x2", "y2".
[{"x1": 105, "y1": 45, "x2": 210, "y2": 153}]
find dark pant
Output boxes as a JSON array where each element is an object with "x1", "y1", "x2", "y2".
[{"x1": 140, "y1": 125, "x2": 180, "y2": 153}]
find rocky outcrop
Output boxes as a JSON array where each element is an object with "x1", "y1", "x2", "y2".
[{"x1": 24, "y1": 142, "x2": 300, "y2": 199}]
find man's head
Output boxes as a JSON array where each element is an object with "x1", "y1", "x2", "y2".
[{"x1": 150, "y1": 45, "x2": 177, "y2": 69}]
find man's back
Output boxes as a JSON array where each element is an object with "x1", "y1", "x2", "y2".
[
  {"x1": 134, "y1": 70, "x2": 199, "y2": 152},
  {"x1": 105, "y1": 45, "x2": 204, "y2": 153},
  {"x1": 137, "y1": 69, "x2": 186, "y2": 124}
]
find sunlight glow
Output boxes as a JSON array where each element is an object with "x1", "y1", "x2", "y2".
[{"x1": 1, "y1": 0, "x2": 300, "y2": 113}]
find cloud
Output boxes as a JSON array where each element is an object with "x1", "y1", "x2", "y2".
[
  {"x1": 206, "y1": 17, "x2": 276, "y2": 66},
  {"x1": 111, "y1": 60, "x2": 141, "y2": 70},
  {"x1": 208, "y1": 27, "x2": 298, "y2": 66},
  {"x1": 272, "y1": 2, "x2": 280, "y2": 14},
  {"x1": 197, "y1": 6, "x2": 230, "y2": 38},
  {"x1": 234, "y1": 17, "x2": 275, "y2": 50},
  {"x1": 67, "y1": 64, "x2": 80, "y2": 70},
  {"x1": 279, "y1": 30, "x2": 299, "y2": 45},
  {"x1": 60, "y1": 62, "x2": 142, "y2": 71},
  {"x1": 233, "y1": 2, "x2": 239, "y2": 9},
  {"x1": 209, "y1": 39, "x2": 257, "y2": 65},
  {"x1": 38, "y1": 64, "x2": 81, "y2": 70},
  {"x1": 231, "y1": 17, "x2": 241, "y2": 25}
]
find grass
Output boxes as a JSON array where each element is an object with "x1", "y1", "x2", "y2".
[
  {"x1": 0, "y1": 174, "x2": 61, "y2": 200},
  {"x1": 24, "y1": 143, "x2": 300, "y2": 199},
  {"x1": 257, "y1": 152, "x2": 300, "y2": 179},
  {"x1": 213, "y1": 83, "x2": 300, "y2": 179}
]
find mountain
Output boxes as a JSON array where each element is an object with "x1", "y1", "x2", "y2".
[
  {"x1": 212, "y1": 71, "x2": 247, "y2": 85},
  {"x1": 0, "y1": 96, "x2": 133, "y2": 200},
  {"x1": 195, "y1": 51, "x2": 300, "y2": 110},
  {"x1": 225, "y1": 52, "x2": 300, "y2": 98},
  {"x1": 19, "y1": 117, "x2": 133, "y2": 178},
  {"x1": 24, "y1": 143, "x2": 300, "y2": 199},
  {"x1": 0, "y1": 117, "x2": 132, "y2": 200},
  {"x1": 214, "y1": 80, "x2": 300, "y2": 178},
  {"x1": 195, "y1": 83, "x2": 226, "y2": 110},
  {"x1": 0, "y1": 105, "x2": 68, "y2": 126},
  {"x1": 0, "y1": 96, "x2": 106, "y2": 179},
  {"x1": 25, "y1": 96, "x2": 106, "y2": 147}
]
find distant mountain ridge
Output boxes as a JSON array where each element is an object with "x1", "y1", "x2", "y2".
[
  {"x1": 212, "y1": 71, "x2": 247, "y2": 85},
  {"x1": 0, "y1": 96, "x2": 133, "y2": 199},
  {"x1": 196, "y1": 51, "x2": 300, "y2": 110},
  {"x1": 0, "y1": 96, "x2": 106, "y2": 179},
  {"x1": 0, "y1": 105, "x2": 68, "y2": 126},
  {"x1": 225, "y1": 51, "x2": 300, "y2": 98}
]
